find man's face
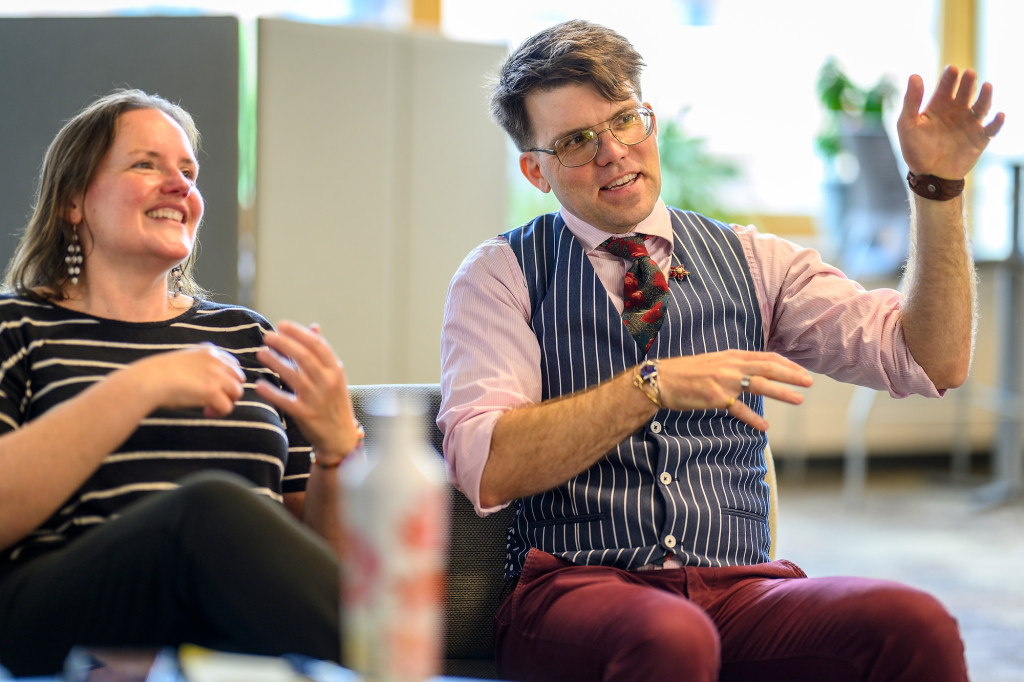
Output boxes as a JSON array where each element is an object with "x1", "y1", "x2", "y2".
[{"x1": 519, "y1": 82, "x2": 662, "y2": 234}]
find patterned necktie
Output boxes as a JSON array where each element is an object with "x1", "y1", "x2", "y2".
[{"x1": 602, "y1": 235, "x2": 670, "y2": 354}]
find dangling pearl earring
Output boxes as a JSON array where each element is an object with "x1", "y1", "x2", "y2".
[
  {"x1": 170, "y1": 264, "x2": 183, "y2": 297},
  {"x1": 66, "y1": 227, "x2": 83, "y2": 285}
]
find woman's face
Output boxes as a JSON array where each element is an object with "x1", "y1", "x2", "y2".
[{"x1": 68, "y1": 107, "x2": 204, "y2": 275}]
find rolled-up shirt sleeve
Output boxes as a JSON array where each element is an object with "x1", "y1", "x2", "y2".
[
  {"x1": 736, "y1": 223, "x2": 941, "y2": 399},
  {"x1": 439, "y1": 237, "x2": 540, "y2": 515}
]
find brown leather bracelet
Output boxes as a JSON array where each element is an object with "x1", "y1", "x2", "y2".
[{"x1": 906, "y1": 171, "x2": 965, "y2": 201}]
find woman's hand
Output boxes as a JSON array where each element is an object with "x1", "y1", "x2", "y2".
[
  {"x1": 254, "y1": 320, "x2": 360, "y2": 466},
  {"x1": 130, "y1": 343, "x2": 246, "y2": 418}
]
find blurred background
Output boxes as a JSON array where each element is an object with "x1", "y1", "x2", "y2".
[{"x1": 0, "y1": 2, "x2": 1021, "y2": 679}]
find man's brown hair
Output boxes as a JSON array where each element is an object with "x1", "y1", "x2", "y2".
[{"x1": 490, "y1": 20, "x2": 646, "y2": 151}]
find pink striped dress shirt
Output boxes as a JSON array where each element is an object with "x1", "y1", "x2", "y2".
[{"x1": 439, "y1": 200, "x2": 939, "y2": 515}]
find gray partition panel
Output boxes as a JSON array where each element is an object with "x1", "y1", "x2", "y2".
[
  {"x1": 0, "y1": 15, "x2": 240, "y2": 301},
  {"x1": 255, "y1": 19, "x2": 507, "y2": 384}
]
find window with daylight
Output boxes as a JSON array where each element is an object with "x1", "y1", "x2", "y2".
[{"x1": 7, "y1": 0, "x2": 1014, "y2": 258}]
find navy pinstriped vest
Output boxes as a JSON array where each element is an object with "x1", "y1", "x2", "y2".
[{"x1": 502, "y1": 208, "x2": 769, "y2": 579}]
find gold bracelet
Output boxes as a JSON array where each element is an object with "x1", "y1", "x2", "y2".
[
  {"x1": 310, "y1": 423, "x2": 365, "y2": 469},
  {"x1": 632, "y1": 359, "x2": 662, "y2": 407}
]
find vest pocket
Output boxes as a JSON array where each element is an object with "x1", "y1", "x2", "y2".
[
  {"x1": 721, "y1": 506, "x2": 765, "y2": 522},
  {"x1": 527, "y1": 512, "x2": 607, "y2": 529}
]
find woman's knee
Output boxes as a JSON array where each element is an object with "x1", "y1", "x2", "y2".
[
  {"x1": 170, "y1": 471, "x2": 262, "y2": 513},
  {"x1": 153, "y1": 472, "x2": 283, "y2": 537},
  {"x1": 128, "y1": 470, "x2": 308, "y2": 579}
]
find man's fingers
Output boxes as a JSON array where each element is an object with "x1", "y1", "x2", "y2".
[
  {"x1": 953, "y1": 68, "x2": 977, "y2": 107},
  {"x1": 726, "y1": 401, "x2": 770, "y2": 432},
  {"x1": 901, "y1": 73, "x2": 926, "y2": 119}
]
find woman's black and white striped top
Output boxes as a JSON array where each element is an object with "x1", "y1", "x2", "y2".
[{"x1": 0, "y1": 295, "x2": 311, "y2": 566}]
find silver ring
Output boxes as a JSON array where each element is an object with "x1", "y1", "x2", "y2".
[{"x1": 740, "y1": 375, "x2": 752, "y2": 390}]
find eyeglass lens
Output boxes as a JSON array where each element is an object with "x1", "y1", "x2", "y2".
[{"x1": 555, "y1": 109, "x2": 652, "y2": 167}]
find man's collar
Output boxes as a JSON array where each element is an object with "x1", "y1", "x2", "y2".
[{"x1": 560, "y1": 199, "x2": 672, "y2": 252}]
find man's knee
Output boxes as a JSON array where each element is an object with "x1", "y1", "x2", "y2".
[
  {"x1": 855, "y1": 583, "x2": 962, "y2": 644},
  {"x1": 606, "y1": 605, "x2": 720, "y2": 680},
  {"x1": 497, "y1": 575, "x2": 722, "y2": 682},
  {"x1": 876, "y1": 586, "x2": 965, "y2": 659},
  {"x1": 847, "y1": 582, "x2": 968, "y2": 680}
]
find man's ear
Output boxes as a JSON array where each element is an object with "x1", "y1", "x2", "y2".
[
  {"x1": 644, "y1": 101, "x2": 658, "y2": 135},
  {"x1": 519, "y1": 152, "x2": 552, "y2": 193}
]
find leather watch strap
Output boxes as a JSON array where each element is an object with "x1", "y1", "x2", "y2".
[{"x1": 906, "y1": 171, "x2": 965, "y2": 201}]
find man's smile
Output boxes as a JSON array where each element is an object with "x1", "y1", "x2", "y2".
[{"x1": 602, "y1": 172, "x2": 639, "y2": 191}]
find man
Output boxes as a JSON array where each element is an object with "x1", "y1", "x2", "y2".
[{"x1": 439, "y1": 19, "x2": 1003, "y2": 682}]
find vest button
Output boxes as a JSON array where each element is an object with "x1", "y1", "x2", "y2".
[
  {"x1": 663, "y1": 535, "x2": 677, "y2": 548},
  {"x1": 650, "y1": 420, "x2": 662, "y2": 434},
  {"x1": 659, "y1": 472, "x2": 672, "y2": 485}
]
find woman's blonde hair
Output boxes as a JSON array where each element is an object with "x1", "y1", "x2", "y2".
[{"x1": 3, "y1": 88, "x2": 206, "y2": 300}]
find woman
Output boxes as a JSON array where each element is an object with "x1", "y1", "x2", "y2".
[{"x1": 0, "y1": 90, "x2": 360, "y2": 676}]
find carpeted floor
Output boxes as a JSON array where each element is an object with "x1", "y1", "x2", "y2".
[{"x1": 775, "y1": 463, "x2": 1024, "y2": 682}]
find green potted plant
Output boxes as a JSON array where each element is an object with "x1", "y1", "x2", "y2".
[
  {"x1": 815, "y1": 56, "x2": 896, "y2": 164},
  {"x1": 657, "y1": 111, "x2": 741, "y2": 222},
  {"x1": 815, "y1": 57, "x2": 907, "y2": 279}
]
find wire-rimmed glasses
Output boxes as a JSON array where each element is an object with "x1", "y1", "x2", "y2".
[{"x1": 528, "y1": 106, "x2": 654, "y2": 168}]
